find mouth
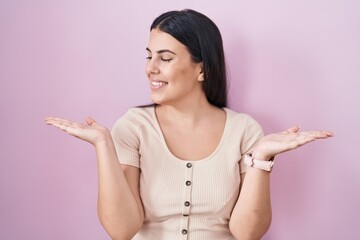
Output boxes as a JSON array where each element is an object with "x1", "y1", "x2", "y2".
[{"x1": 150, "y1": 80, "x2": 168, "y2": 89}]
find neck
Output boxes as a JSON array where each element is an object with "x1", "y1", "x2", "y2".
[{"x1": 156, "y1": 95, "x2": 216, "y2": 126}]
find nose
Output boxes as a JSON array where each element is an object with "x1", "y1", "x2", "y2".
[{"x1": 145, "y1": 58, "x2": 160, "y2": 76}]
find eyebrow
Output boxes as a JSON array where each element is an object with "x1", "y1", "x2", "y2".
[{"x1": 146, "y1": 47, "x2": 176, "y2": 55}]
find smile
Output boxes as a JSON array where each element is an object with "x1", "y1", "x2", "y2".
[{"x1": 150, "y1": 80, "x2": 168, "y2": 89}]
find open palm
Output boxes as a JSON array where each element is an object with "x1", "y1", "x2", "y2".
[
  {"x1": 45, "y1": 116, "x2": 110, "y2": 146},
  {"x1": 253, "y1": 126, "x2": 333, "y2": 160}
]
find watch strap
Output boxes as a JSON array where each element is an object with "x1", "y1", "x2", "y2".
[{"x1": 244, "y1": 154, "x2": 274, "y2": 172}]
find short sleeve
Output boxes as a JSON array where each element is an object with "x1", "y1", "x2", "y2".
[
  {"x1": 239, "y1": 116, "x2": 264, "y2": 174},
  {"x1": 111, "y1": 109, "x2": 141, "y2": 168}
]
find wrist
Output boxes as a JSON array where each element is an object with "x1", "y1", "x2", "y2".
[
  {"x1": 251, "y1": 150, "x2": 273, "y2": 161},
  {"x1": 94, "y1": 130, "x2": 113, "y2": 148},
  {"x1": 244, "y1": 154, "x2": 275, "y2": 172}
]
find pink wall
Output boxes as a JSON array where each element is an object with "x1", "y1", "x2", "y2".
[{"x1": 1, "y1": 0, "x2": 359, "y2": 239}]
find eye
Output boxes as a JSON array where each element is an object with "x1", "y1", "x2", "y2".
[
  {"x1": 146, "y1": 56, "x2": 152, "y2": 60},
  {"x1": 161, "y1": 58, "x2": 173, "y2": 62}
]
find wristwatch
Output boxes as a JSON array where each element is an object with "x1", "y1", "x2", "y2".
[{"x1": 244, "y1": 154, "x2": 275, "y2": 172}]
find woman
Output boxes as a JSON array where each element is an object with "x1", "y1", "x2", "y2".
[{"x1": 45, "y1": 9, "x2": 332, "y2": 240}]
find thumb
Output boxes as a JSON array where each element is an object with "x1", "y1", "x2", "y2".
[
  {"x1": 85, "y1": 116, "x2": 97, "y2": 126},
  {"x1": 283, "y1": 125, "x2": 300, "y2": 134}
]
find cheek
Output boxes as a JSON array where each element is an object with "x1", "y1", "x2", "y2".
[
  {"x1": 162, "y1": 64, "x2": 181, "y2": 80},
  {"x1": 160, "y1": 58, "x2": 199, "y2": 85},
  {"x1": 167, "y1": 64, "x2": 195, "y2": 81}
]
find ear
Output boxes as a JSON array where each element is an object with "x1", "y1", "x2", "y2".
[{"x1": 197, "y1": 62, "x2": 204, "y2": 82}]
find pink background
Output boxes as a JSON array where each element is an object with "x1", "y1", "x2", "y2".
[{"x1": 1, "y1": 0, "x2": 359, "y2": 239}]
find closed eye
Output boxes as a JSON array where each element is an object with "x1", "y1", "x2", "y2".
[
  {"x1": 161, "y1": 58, "x2": 173, "y2": 62},
  {"x1": 145, "y1": 56, "x2": 172, "y2": 62}
]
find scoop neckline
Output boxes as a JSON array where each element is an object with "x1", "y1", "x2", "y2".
[{"x1": 151, "y1": 106, "x2": 229, "y2": 163}]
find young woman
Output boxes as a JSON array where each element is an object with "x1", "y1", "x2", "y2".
[{"x1": 45, "y1": 9, "x2": 332, "y2": 240}]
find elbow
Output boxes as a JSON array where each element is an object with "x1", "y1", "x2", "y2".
[
  {"x1": 229, "y1": 211, "x2": 272, "y2": 240},
  {"x1": 103, "y1": 222, "x2": 142, "y2": 240},
  {"x1": 108, "y1": 233, "x2": 134, "y2": 240},
  {"x1": 110, "y1": 224, "x2": 142, "y2": 240},
  {"x1": 108, "y1": 231, "x2": 138, "y2": 240},
  {"x1": 99, "y1": 215, "x2": 143, "y2": 240}
]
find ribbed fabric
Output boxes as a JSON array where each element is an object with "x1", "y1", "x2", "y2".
[{"x1": 111, "y1": 106, "x2": 263, "y2": 240}]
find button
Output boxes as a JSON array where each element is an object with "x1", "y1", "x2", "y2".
[
  {"x1": 184, "y1": 201, "x2": 190, "y2": 207},
  {"x1": 186, "y1": 181, "x2": 191, "y2": 186},
  {"x1": 186, "y1": 163, "x2": 192, "y2": 168},
  {"x1": 182, "y1": 229, "x2": 188, "y2": 235}
]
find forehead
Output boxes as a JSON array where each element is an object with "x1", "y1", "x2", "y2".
[{"x1": 147, "y1": 29, "x2": 188, "y2": 53}]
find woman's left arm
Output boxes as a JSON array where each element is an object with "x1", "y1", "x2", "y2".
[{"x1": 229, "y1": 126, "x2": 332, "y2": 240}]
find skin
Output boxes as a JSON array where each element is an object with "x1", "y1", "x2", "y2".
[
  {"x1": 45, "y1": 29, "x2": 333, "y2": 240},
  {"x1": 146, "y1": 29, "x2": 205, "y2": 108}
]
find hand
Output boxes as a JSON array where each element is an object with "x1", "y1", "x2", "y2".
[
  {"x1": 252, "y1": 126, "x2": 333, "y2": 160},
  {"x1": 45, "y1": 116, "x2": 111, "y2": 146}
]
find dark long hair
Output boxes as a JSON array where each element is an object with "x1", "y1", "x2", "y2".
[{"x1": 150, "y1": 9, "x2": 228, "y2": 108}]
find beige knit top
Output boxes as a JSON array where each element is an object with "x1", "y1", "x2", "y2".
[{"x1": 111, "y1": 106, "x2": 263, "y2": 240}]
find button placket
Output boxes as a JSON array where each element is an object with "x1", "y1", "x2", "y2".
[{"x1": 180, "y1": 161, "x2": 193, "y2": 239}]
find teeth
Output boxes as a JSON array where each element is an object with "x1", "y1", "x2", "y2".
[{"x1": 151, "y1": 81, "x2": 168, "y2": 86}]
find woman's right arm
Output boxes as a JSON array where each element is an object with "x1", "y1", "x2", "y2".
[
  {"x1": 45, "y1": 117, "x2": 144, "y2": 240},
  {"x1": 96, "y1": 137, "x2": 144, "y2": 239}
]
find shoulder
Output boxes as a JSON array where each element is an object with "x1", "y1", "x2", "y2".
[
  {"x1": 112, "y1": 106, "x2": 155, "y2": 134},
  {"x1": 224, "y1": 108, "x2": 260, "y2": 126},
  {"x1": 224, "y1": 108, "x2": 264, "y2": 139},
  {"x1": 116, "y1": 106, "x2": 154, "y2": 124}
]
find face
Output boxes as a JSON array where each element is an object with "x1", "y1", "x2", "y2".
[{"x1": 145, "y1": 28, "x2": 204, "y2": 106}]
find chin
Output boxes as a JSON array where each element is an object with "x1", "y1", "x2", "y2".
[
  {"x1": 150, "y1": 93, "x2": 165, "y2": 105},
  {"x1": 150, "y1": 96, "x2": 163, "y2": 105},
  {"x1": 150, "y1": 92, "x2": 179, "y2": 106}
]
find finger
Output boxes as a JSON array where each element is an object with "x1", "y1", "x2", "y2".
[
  {"x1": 281, "y1": 125, "x2": 300, "y2": 134},
  {"x1": 46, "y1": 119, "x2": 72, "y2": 128},
  {"x1": 85, "y1": 116, "x2": 97, "y2": 126},
  {"x1": 300, "y1": 131, "x2": 332, "y2": 139},
  {"x1": 45, "y1": 117, "x2": 72, "y2": 125},
  {"x1": 47, "y1": 120, "x2": 72, "y2": 132},
  {"x1": 323, "y1": 131, "x2": 334, "y2": 137},
  {"x1": 45, "y1": 117, "x2": 83, "y2": 127},
  {"x1": 45, "y1": 116, "x2": 71, "y2": 122},
  {"x1": 295, "y1": 131, "x2": 333, "y2": 146},
  {"x1": 45, "y1": 118, "x2": 85, "y2": 133},
  {"x1": 44, "y1": 117, "x2": 61, "y2": 124},
  {"x1": 295, "y1": 135, "x2": 316, "y2": 146},
  {"x1": 46, "y1": 120, "x2": 87, "y2": 138}
]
